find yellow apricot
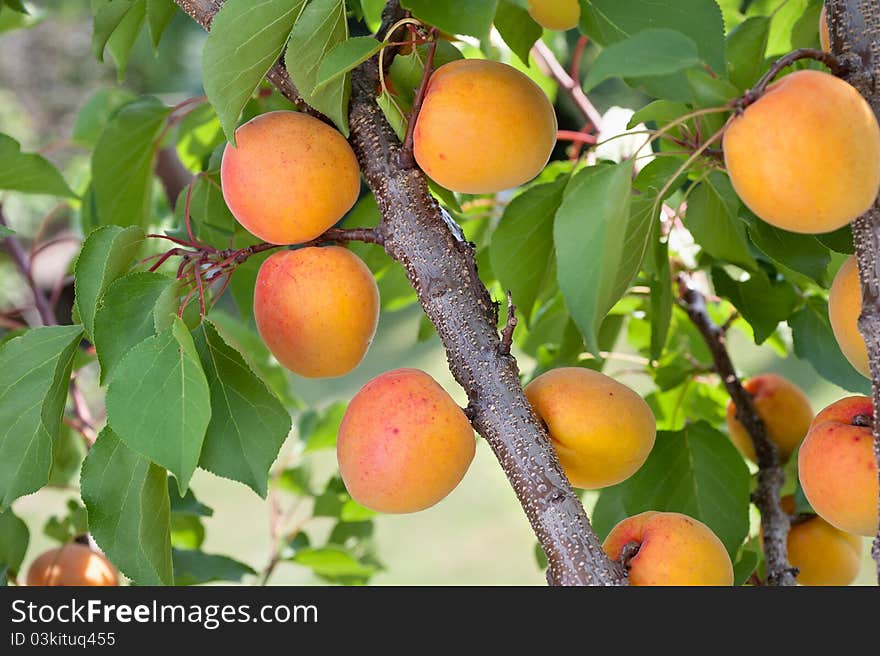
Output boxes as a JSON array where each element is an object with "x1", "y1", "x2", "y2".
[
  {"x1": 724, "y1": 70, "x2": 880, "y2": 234},
  {"x1": 337, "y1": 368, "x2": 475, "y2": 513},
  {"x1": 528, "y1": 0, "x2": 581, "y2": 31},
  {"x1": 26, "y1": 544, "x2": 118, "y2": 586},
  {"x1": 725, "y1": 373, "x2": 813, "y2": 463},
  {"x1": 524, "y1": 367, "x2": 656, "y2": 489},
  {"x1": 221, "y1": 110, "x2": 361, "y2": 245},
  {"x1": 788, "y1": 515, "x2": 862, "y2": 586},
  {"x1": 829, "y1": 256, "x2": 869, "y2": 377},
  {"x1": 413, "y1": 59, "x2": 557, "y2": 194},
  {"x1": 253, "y1": 246, "x2": 379, "y2": 378},
  {"x1": 798, "y1": 396, "x2": 879, "y2": 536},
  {"x1": 603, "y1": 511, "x2": 734, "y2": 586},
  {"x1": 819, "y1": 5, "x2": 830, "y2": 52}
]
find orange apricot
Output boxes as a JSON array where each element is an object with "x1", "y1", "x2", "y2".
[
  {"x1": 26, "y1": 544, "x2": 118, "y2": 586},
  {"x1": 527, "y1": 0, "x2": 581, "y2": 31},
  {"x1": 829, "y1": 256, "x2": 869, "y2": 377}
]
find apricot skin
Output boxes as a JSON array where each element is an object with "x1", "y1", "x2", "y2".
[
  {"x1": 413, "y1": 59, "x2": 557, "y2": 194},
  {"x1": 725, "y1": 374, "x2": 813, "y2": 463},
  {"x1": 524, "y1": 368, "x2": 656, "y2": 489},
  {"x1": 26, "y1": 544, "x2": 118, "y2": 586},
  {"x1": 603, "y1": 511, "x2": 734, "y2": 586},
  {"x1": 798, "y1": 396, "x2": 879, "y2": 536},
  {"x1": 723, "y1": 70, "x2": 880, "y2": 234},
  {"x1": 829, "y1": 256, "x2": 869, "y2": 377},
  {"x1": 221, "y1": 110, "x2": 361, "y2": 245},
  {"x1": 337, "y1": 368, "x2": 475, "y2": 514},
  {"x1": 253, "y1": 247, "x2": 379, "y2": 378},
  {"x1": 528, "y1": 0, "x2": 580, "y2": 31},
  {"x1": 788, "y1": 515, "x2": 862, "y2": 586}
]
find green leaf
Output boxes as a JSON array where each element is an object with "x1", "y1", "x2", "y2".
[
  {"x1": 0, "y1": 325, "x2": 83, "y2": 508},
  {"x1": 94, "y1": 272, "x2": 177, "y2": 384},
  {"x1": 3, "y1": 0, "x2": 28, "y2": 13},
  {"x1": 490, "y1": 178, "x2": 566, "y2": 323},
  {"x1": 73, "y1": 88, "x2": 137, "y2": 147},
  {"x1": 733, "y1": 547, "x2": 759, "y2": 585},
  {"x1": 170, "y1": 514, "x2": 205, "y2": 549},
  {"x1": 0, "y1": 509, "x2": 28, "y2": 575},
  {"x1": 73, "y1": 225, "x2": 144, "y2": 340},
  {"x1": 106, "y1": 0, "x2": 146, "y2": 79},
  {"x1": 91, "y1": 0, "x2": 140, "y2": 61},
  {"x1": 172, "y1": 548, "x2": 255, "y2": 585},
  {"x1": 612, "y1": 421, "x2": 751, "y2": 557},
  {"x1": 203, "y1": 0, "x2": 305, "y2": 143},
  {"x1": 106, "y1": 317, "x2": 212, "y2": 492},
  {"x1": 0, "y1": 225, "x2": 14, "y2": 237},
  {"x1": 494, "y1": 0, "x2": 541, "y2": 65},
  {"x1": 590, "y1": 486, "x2": 628, "y2": 542},
  {"x1": 314, "y1": 36, "x2": 382, "y2": 91},
  {"x1": 725, "y1": 16, "x2": 770, "y2": 90},
  {"x1": 400, "y1": 0, "x2": 498, "y2": 38},
  {"x1": 299, "y1": 401, "x2": 347, "y2": 453},
  {"x1": 146, "y1": 0, "x2": 176, "y2": 49},
  {"x1": 169, "y1": 480, "x2": 213, "y2": 517},
  {"x1": 789, "y1": 297, "x2": 870, "y2": 394},
  {"x1": 555, "y1": 162, "x2": 637, "y2": 354},
  {"x1": 0, "y1": 134, "x2": 76, "y2": 198},
  {"x1": 686, "y1": 173, "x2": 757, "y2": 271},
  {"x1": 192, "y1": 320, "x2": 291, "y2": 498},
  {"x1": 712, "y1": 267, "x2": 798, "y2": 344},
  {"x1": 43, "y1": 499, "x2": 88, "y2": 544},
  {"x1": 81, "y1": 427, "x2": 173, "y2": 586},
  {"x1": 48, "y1": 428, "x2": 87, "y2": 488},
  {"x1": 91, "y1": 97, "x2": 171, "y2": 227},
  {"x1": 583, "y1": 29, "x2": 701, "y2": 91},
  {"x1": 816, "y1": 225, "x2": 854, "y2": 254},
  {"x1": 286, "y1": 0, "x2": 350, "y2": 134},
  {"x1": 744, "y1": 213, "x2": 830, "y2": 285},
  {"x1": 580, "y1": 0, "x2": 725, "y2": 73},
  {"x1": 291, "y1": 546, "x2": 377, "y2": 581}
]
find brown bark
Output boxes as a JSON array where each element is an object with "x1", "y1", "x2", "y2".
[
  {"x1": 826, "y1": 0, "x2": 880, "y2": 583},
  {"x1": 172, "y1": 0, "x2": 626, "y2": 585}
]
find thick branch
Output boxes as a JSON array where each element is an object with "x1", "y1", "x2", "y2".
[
  {"x1": 177, "y1": 0, "x2": 626, "y2": 585},
  {"x1": 677, "y1": 274, "x2": 797, "y2": 587},
  {"x1": 826, "y1": 0, "x2": 880, "y2": 583}
]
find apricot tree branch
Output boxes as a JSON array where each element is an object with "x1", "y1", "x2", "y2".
[
  {"x1": 677, "y1": 273, "x2": 797, "y2": 587},
  {"x1": 177, "y1": 0, "x2": 627, "y2": 585},
  {"x1": 827, "y1": 0, "x2": 880, "y2": 583}
]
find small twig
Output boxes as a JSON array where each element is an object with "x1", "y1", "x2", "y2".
[
  {"x1": 399, "y1": 30, "x2": 437, "y2": 169},
  {"x1": 720, "y1": 311, "x2": 739, "y2": 334},
  {"x1": 568, "y1": 36, "x2": 588, "y2": 83},
  {"x1": 0, "y1": 207, "x2": 57, "y2": 326},
  {"x1": 67, "y1": 379, "x2": 97, "y2": 446},
  {"x1": 677, "y1": 272, "x2": 796, "y2": 587},
  {"x1": 619, "y1": 541, "x2": 641, "y2": 570},
  {"x1": 498, "y1": 290, "x2": 517, "y2": 355},
  {"x1": 737, "y1": 48, "x2": 850, "y2": 111},
  {"x1": 531, "y1": 40, "x2": 603, "y2": 131}
]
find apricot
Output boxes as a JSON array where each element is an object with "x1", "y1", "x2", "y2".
[
  {"x1": 413, "y1": 59, "x2": 557, "y2": 194},
  {"x1": 253, "y1": 246, "x2": 379, "y2": 378},
  {"x1": 819, "y1": 5, "x2": 830, "y2": 52},
  {"x1": 26, "y1": 544, "x2": 118, "y2": 586},
  {"x1": 829, "y1": 256, "x2": 870, "y2": 377},
  {"x1": 527, "y1": 0, "x2": 580, "y2": 31},
  {"x1": 337, "y1": 368, "x2": 475, "y2": 513},
  {"x1": 603, "y1": 511, "x2": 734, "y2": 586},
  {"x1": 798, "y1": 396, "x2": 879, "y2": 536},
  {"x1": 524, "y1": 368, "x2": 656, "y2": 489},
  {"x1": 778, "y1": 497, "x2": 862, "y2": 586},
  {"x1": 724, "y1": 373, "x2": 813, "y2": 463},
  {"x1": 724, "y1": 70, "x2": 880, "y2": 234},
  {"x1": 221, "y1": 110, "x2": 361, "y2": 245}
]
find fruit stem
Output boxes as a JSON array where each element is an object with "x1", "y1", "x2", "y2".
[{"x1": 619, "y1": 541, "x2": 641, "y2": 570}]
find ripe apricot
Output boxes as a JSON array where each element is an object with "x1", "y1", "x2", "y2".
[
  {"x1": 524, "y1": 368, "x2": 656, "y2": 489},
  {"x1": 337, "y1": 368, "x2": 475, "y2": 513},
  {"x1": 527, "y1": 0, "x2": 580, "y2": 31},
  {"x1": 819, "y1": 5, "x2": 830, "y2": 52},
  {"x1": 253, "y1": 246, "x2": 379, "y2": 378},
  {"x1": 221, "y1": 110, "x2": 361, "y2": 245},
  {"x1": 603, "y1": 511, "x2": 734, "y2": 586},
  {"x1": 724, "y1": 373, "x2": 813, "y2": 463},
  {"x1": 26, "y1": 544, "x2": 118, "y2": 586},
  {"x1": 413, "y1": 59, "x2": 557, "y2": 194},
  {"x1": 829, "y1": 256, "x2": 869, "y2": 377},
  {"x1": 798, "y1": 396, "x2": 879, "y2": 536},
  {"x1": 724, "y1": 70, "x2": 880, "y2": 234}
]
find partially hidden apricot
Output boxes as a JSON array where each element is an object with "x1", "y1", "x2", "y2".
[
  {"x1": 221, "y1": 110, "x2": 361, "y2": 245},
  {"x1": 603, "y1": 511, "x2": 734, "y2": 586},
  {"x1": 253, "y1": 246, "x2": 379, "y2": 378},
  {"x1": 798, "y1": 396, "x2": 879, "y2": 536},
  {"x1": 413, "y1": 59, "x2": 557, "y2": 194},
  {"x1": 829, "y1": 256, "x2": 869, "y2": 377},
  {"x1": 26, "y1": 544, "x2": 118, "y2": 586},
  {"x1": 725, "y1": 373, "x2": 813, "y2": 463},
  {"x1": 527, "y1": 0, "x2": 581, "y2": 31},
  {"x1": 724, "y1": 70, "x2": 880, "y2": 234},
  {"x1": 524, "y1": 367, "x2": 656, "y2": 489},
  {"x1": 337, "y1": 368, "x2": 475, "y2": 514}
]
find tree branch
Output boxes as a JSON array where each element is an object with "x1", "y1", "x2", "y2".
[
  {"x1": 677, "y1": 273, "x2": 797, "y2": 586},
  {"x1": 531, "y1": 40, "x2": 603, "y2": 132},
  {"x1": 176, "y1": 0, "x2": 626, "y2": 585},
  {"x1": 0, "y1": 207, "x2": 57, "y2": 326},
  {"x1": 826, "y1": 0, "x2": 880, "y2": 583}
]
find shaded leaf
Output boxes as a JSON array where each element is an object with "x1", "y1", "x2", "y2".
[{"x1": 0, "y1": 133, "x2": 76, "y2": 198}]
